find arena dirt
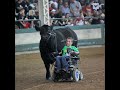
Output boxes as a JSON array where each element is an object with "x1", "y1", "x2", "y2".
[{"x1": 15, "y1": 46, "x2": 105, "y2": 90}]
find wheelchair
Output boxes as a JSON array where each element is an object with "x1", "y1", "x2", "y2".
[{"x1": 52, "y1": 48, "x2": 83, "y2": 82}]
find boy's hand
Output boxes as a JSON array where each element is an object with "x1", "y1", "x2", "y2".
[
  {"x1": 58, "y1": 52, "x2": 62, "y2": 55},
  {"x1": 52, "y1": 52, "x2": 58, "y2": 56},
  {"x1": 52, "y1": 52, "x2": 62, "y2": 56}
]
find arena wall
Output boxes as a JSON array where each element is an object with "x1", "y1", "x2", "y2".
[{"x1": 15, "y1": 24, "x2": 105, "y2": 52}]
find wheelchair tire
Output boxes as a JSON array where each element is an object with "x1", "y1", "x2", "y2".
[
  {"x1": 79, "y1": 71, "x2": 83, "y2": 80},
  {"x1": 52, "y1": 73, "x2": 59, "y2": 82},
  {"x1": 52, "y1": 71, "x2": 58, "y2": 82},
  {"x1": 73, "y1": 69, "x2": 80, "y2": 82}
]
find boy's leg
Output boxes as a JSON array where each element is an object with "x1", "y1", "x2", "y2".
[
  {"x1": 55, "y1": 56, "x2": 62, "y2": 72},
  {"x1": 61, "y1": 56, "x2": 69, "y2": 71}
]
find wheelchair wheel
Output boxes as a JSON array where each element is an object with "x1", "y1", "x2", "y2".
[
  {"x1": 73, "y1": 69, "x2": 80, "y2": 82},
  {"x1": 79, "y1": 71, "x2": 83, "y2": 80},
  {"x1": 52, "y1": 72, "x2": 59, "y2": 82}
]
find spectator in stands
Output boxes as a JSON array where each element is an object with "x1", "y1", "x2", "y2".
[
  {"x1": 75, "y1": 17, "x2": 84, "y2": 25},
  {"x1": 58, "y1": 0, "x2": 63, "y2": 10},
  {"x1": 65, "y1": 18, "x2": 74, "y2": 26},
  {"x1": 83, "y1": 3, "x2": 93, "y2": 25},
  {"x1": 15, "y1": 0, "x2": 105, "y2": 27},
  {"x1": 91, "y1": 10, "x2": 100, "y2": 24},
  {"x1": 22, "y1": 0, "x2": 30, "y2": 15},
  {"x1": 49, "y1": 3, "x2": 59, "y2": 18},
  {"x1": 15, "y1": 0, "x2": 24, "y2": 14},
  {"x1": 19, "y1": 18, "x2": 31, "y2": 28},
  {"x1": 17, "y1": 8, "x2": 26, "y2": 20},
  {"x1": 15, "y1": 0, "x2": 30, "y2": 16},
  {"x1": 59, "y1": 1, "x2": 70, "y2": 16},
  {"x1": 57, "y1": 13, "x2": 72, "y2": 26},
  {"x1": 34, "y1": 10, "x2": 39, "y2": 19},
  {"x1": 53, "y1": 0, "x2": 58, "y2": 9},
  {"x1": 79, "y1": 0, "x2": 86, "y2": 8},
  {"x1": 98, "y1": 9, "x2": 105, "y2": 24},
  {"x1": 16, "y1": 8, "x2": 29, "y2": 28},
  {"x1": 74, "y1": 10, "x2": 84, "y2": 25},
  {"x1": 64, "y1": 13, "x2": 69, "y2": 24},
  {"x1": 69, "y1": 0, "x2": 82, "y2": 17},
  {"x1": 28, "y1": 6, "x2": 36, "y2": 19},
  {"x1": 82, "y1": 3, "x2": 93, "y2": 17}
]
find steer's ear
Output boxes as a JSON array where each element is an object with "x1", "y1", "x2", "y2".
[{"x1": 34, "y1": 25, "x2": 40, "y2": 31}]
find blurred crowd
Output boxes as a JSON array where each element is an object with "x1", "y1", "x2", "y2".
[
  {"x1": 15, "y1": 0, "x2": 39, "y2": 29},
  {"x1": 15, "y1": 0, "x2": 105, "y2": 29},
  {"x1": 49, "y1": 0, "x2": 105, "y2": 26}
]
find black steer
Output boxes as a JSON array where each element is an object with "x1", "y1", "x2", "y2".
[{"x1": 35, "y1": 24, "x2": 78, "y2": 80}]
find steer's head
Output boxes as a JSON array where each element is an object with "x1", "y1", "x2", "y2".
[
  {"x1": 35, "y1": 24, "x2": 57, "y2": 51},
  {"x1": 35, "y1": 24, "x2": 53, "y2": 40}
]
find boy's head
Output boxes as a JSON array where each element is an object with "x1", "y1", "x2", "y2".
[{"x1": 66, "y1": 37, "x2": 73, "y2": 46}]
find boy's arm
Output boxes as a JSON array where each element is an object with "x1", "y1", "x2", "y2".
[
  {"x1": 62, "y1": 46, "x2": 67, "y2": 55},
  {"x1": 73, "y1": 46, "x2": 79, "y2": 52},
  {"x1": 71, "y1": 46, "x2": 79, "y2": 55}
]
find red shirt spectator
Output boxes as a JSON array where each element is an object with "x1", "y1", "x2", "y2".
[{"x1": 82, "y1": 3, "x2": 93, "y2": 16}]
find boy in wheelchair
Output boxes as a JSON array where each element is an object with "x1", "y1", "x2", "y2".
[
  {"x1": 55, "y1": 37, "x2": 79, "y2": 73},
  {"x1": 52, "y1": 37, "x2": 83, "y2": 81}
]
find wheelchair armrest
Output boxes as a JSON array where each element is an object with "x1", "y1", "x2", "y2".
[{"x1": 71, "y1": 56, "x2": 80, "y2": 60}]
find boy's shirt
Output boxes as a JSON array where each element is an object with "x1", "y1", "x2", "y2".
[{"x1": 62, "y1": 45, "x2": 79, "y2": 56}]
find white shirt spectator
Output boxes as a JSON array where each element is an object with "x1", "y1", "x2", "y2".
[
  {"x1": 91, "y1": 2, "x2": 100, "y2": 11},
  {"x1": 49, "y1": 0, "x2": 58, "y2": 9},
  {"x1": 53, "y1": 0, "x2": 58, "y2": 9},
  {"x1": 70, "y1": 0, "x2": 82, "y2": 17}
]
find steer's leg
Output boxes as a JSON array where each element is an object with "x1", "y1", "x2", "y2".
[
  {"x1": 40, "y1": 52, "x2": 51, "y2": 80},
  {"x1": 44, "y1": 62, "x2": 51, "y2": 80}
]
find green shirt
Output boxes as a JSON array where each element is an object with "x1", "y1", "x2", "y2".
[{"x1": 62, "y1": 46, "x2": 79, "y2": 56}]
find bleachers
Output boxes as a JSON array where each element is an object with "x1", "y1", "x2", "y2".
[{"x1": 15, "y1": 0, "x2": 105, "y2": 29}]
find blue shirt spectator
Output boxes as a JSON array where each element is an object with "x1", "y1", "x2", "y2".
[
  {"x1": 70, "y1": 0, "x2": 82, "y2": 17},
  {"x1": 60, "y1": 1, "x2": 70, "y2": 15}
]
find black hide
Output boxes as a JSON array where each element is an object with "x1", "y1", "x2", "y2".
[{"x1": 35, "y1": 25, "x2": 78, "y2": 80}]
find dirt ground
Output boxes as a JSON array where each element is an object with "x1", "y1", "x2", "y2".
[{"x1": 15, "y1": 46, "x2": 105, "y2": 90}]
